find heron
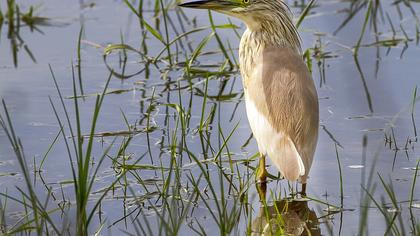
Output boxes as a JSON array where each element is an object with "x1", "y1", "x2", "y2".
[{"x1": 179, "y1": 0, "x2": 319, "y2": 194}]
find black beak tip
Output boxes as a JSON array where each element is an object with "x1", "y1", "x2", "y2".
[{"x1": 178, "y1": 1, "x2": 196, "y2": 8}]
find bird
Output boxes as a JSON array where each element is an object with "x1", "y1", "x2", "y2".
[{"x1": 179, "y1": 0, "x2": 319, "y2": 194}]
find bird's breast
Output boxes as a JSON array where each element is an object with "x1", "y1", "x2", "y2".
[
  {"x1": 244, "y1": 92, "x2": 282, "y2": 155},
  {"x1": 239, "y1": 30, "x2": 264, "y2": 86}
]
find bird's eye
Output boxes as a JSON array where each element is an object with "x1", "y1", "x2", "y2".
[{"x1": 243, "y1": 0, "x2": 249, "y2": 4}]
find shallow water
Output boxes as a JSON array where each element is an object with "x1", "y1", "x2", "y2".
[{"x1": 0, "y1": 0, "x2": 419, "y2": 235}]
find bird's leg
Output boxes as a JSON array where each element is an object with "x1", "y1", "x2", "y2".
[
  {"x1": 257, "y1": 154, "x2": 268, "y2": 183},
  {"x1": 300, "y1": 183, "x2": 307, "y2": 197},
  {"x1": 256, "y1": 181, "x2": 267, "y2": 202}
]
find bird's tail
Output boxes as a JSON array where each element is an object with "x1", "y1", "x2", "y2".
[{"x1": 269, "y1": 137, "x2": 305, "y2": 181}]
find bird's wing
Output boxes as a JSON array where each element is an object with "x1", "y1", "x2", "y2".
[{"x1": 245, "y1": 46, "x2": 319, "y2": 180}]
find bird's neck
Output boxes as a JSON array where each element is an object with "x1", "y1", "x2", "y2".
[
  {"x1": 244, "y1": 12, "x2": 301, "y2": 52},
  {"x1": 239, "y1": 12, "x2": 301, "y2": 82}
]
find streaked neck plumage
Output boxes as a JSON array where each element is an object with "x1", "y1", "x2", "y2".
[{"x1": 238, "y1": 5, "x2": 301, "y2": 81}]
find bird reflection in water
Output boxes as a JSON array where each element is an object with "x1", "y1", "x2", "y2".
[{"x1": 252, "y1": 183, "x2": 321, "y2": 236}]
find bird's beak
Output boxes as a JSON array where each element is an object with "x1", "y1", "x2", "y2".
[{"x1": 178, "y1": 0, "x2": 238, "y2": 10}]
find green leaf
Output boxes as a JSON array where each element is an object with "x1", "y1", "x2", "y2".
[
  {"x1": 143, "y1": 20, "x2": 165, "y2": 43},
  {"x1": 103, "y1": 43, "x2": 141, "y2": 55},
  {"x1": 123, "y1": 0, "x2": 165, "y2": 44},
  {"x1": 188, "y1": 32, "x2": 215, "y2": 68},
  {"x1": 296, "y1": 0, "x2": 316, "y2": 29}
]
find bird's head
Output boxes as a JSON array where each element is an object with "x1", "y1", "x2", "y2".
[
  {"x1": 178, "y1": 0, "x2": 290, "y2": 30},
  {"x1": 179, "y1": 0, "x2": 301, "y2": 51}
]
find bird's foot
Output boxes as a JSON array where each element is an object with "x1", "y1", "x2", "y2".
[{"x1": 299, "y1": 183, "x2": 307, "y2": 197}]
